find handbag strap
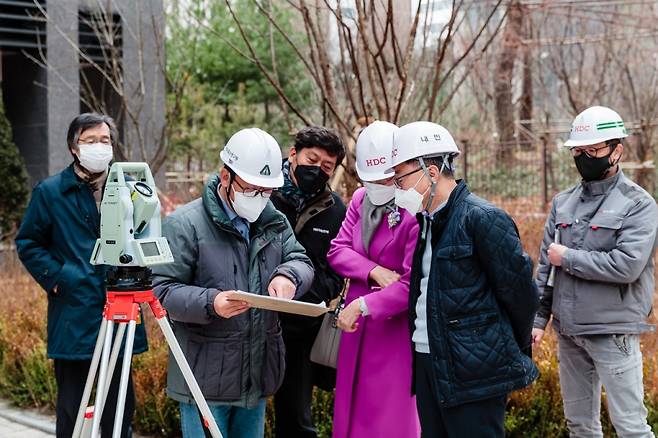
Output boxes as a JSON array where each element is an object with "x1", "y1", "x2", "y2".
[
  {"x1": 339, "y1": 278, "x2": 349, "y2": 299},
  {"x1": 332, "y1": 279, "x2": 350, "y2": 327}
]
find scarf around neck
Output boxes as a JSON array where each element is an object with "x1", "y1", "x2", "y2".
[
  {"x1": 361, "y1": 193, "x2": 397, "y2": 253},
  {"x1": 279, "y1": 159, "x2": 316, "y2": 212}
]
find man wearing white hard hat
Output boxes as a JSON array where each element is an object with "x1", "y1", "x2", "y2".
[
  {"x1": 152, "y1": 128, "x2": 314, "y2": 438},
  {"x1": 533, "y1": 106, "x2": 657, "y2": 437},
  {"x1": 327, "y1": 121, "x2": 421, "y2": 438},
  {"x1": 392, "y1": 121, "x2": 539, "y2": 436}
]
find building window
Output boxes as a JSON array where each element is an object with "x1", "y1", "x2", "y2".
[
  {"x1": 0, "y1": 0, "x2": 46, "y2": 50},
  {"x1": 78, "y1": 8, "x2": 123, "y2": 139}
]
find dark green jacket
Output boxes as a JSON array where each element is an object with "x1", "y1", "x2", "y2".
[
  {"x1": 15, "y1": 165, "x2": 148, "y2": 359},
  {"x1": 152, "y1": 176, "x2": 314, "y2": 407}
]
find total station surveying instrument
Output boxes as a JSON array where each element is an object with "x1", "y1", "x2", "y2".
[{"x1": 73, "y1": 162, "x2": 223, "y2": 438}]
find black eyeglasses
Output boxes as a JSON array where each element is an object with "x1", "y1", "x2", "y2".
[
  {"x1": 393, "y1": 167, "x2": 423, "y2": 189},
  {"x1": 232, "y1": 177, "x2": 272, "y2": 198},
  {"x1": 571, "y1": 140, "x2": 619, "y2": 158},
  {"x1": 78, "y1": 137, "x2": 111, "y2": 145},
  {"x1": 570, "y1": 145, "x2": 611, "y2": 158}
]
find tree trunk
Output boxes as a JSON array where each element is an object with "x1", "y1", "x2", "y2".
[
  {"x1": 519, "y1": 7, "x2": 533, "y2": 150},
  {"x1": 635, "y1": 127, "x2": 655, "y2": 193},
  {"x1": 494, "y1": 1, "x2": 523, "y2": 164}
]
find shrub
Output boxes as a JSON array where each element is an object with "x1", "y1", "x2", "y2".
[
  {"x1": 131, "y1": 317, "x2": 181, "y2": 436},
  {"x1": 0, "y1": 257, "x2": 56, "y2": 410},
  {"x1": 0, "y1": 91, "x2": 29, "y2": 241},
  {"x1": 1, "y1": 235, "x2": 656, "y2": 437}
]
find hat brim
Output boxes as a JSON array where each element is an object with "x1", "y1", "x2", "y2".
[
  {"x1": 563, "y1": 134, "x2": 628, "y2": 149},
  {"x1": 231, "y1": 166, "x2": 284, "y2": 188},
  {"x1": 355, "y1": 163, "x2": 394, "y2": 182}
]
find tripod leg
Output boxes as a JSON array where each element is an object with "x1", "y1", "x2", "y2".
[
  {"x1": 112, "y1": 319, "x2": 136, "y2": 438},
  {"x1": 102, "y1": 322, "x2": 127, "y2": 402},
  {"x1": 72, "y1": 318, "x2": 108, "y2": 438},
  {"x1": 155, "y1": 316, "x2": 223, "y2": 438},
  {"x1": 91, "y1": 320, "x2": 114, "y2": 438}
]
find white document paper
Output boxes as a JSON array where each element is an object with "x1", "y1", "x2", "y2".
[{"x1": 225, "y1": 291, "x2": 329, "y2": 317}]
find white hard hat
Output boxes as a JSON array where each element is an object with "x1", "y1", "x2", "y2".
[
  {"x1": 389, "y1": 121, "x2": 460, "y2": 170},
  {"x1": 219, "y1": 128, "x2": 284, "y2": 188},
  {"x1": 355, "y1": 121, "x2": 398, "y2": 182},
  {"x1": 563, "y1": 106, "x2": 628, "y2": 148}
]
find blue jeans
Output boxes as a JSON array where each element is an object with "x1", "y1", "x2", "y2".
[{"x1": 179, "y1": 400, "x2": 266, "y2": 438}]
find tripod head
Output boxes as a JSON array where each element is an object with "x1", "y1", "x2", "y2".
[{"x1": 106, "y1": 266, "x2": 153, "y2": 291}]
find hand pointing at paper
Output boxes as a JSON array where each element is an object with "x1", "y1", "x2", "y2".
[{"x1": 268, "y1": 275, "x2": 296, "y2": 299}]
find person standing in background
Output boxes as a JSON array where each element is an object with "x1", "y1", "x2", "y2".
[
  {"x1": 533, "y1": 106, "x2": 656, "y2": 437},
  {"x1": 16, "y1": 113, "x2": 148, "y2": 438},
  {"x1": 271, "y1": 126, "x2": 347, "y2": 438}
]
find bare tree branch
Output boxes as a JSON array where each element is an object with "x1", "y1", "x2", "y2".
[{"x1": 222, "y1": 0, "x2": 314, "y2": 126}]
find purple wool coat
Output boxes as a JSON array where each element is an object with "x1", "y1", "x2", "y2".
[{"x1": 327, "y1": 188, "x2": 420, "y2": 438}]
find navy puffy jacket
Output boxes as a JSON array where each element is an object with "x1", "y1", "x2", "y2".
[{"x1": 409, "y1": 180, "x2": 539, "y2": 407}]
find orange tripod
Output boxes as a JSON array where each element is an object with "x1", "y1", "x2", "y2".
[{"x1": 72, "y1": 287, "x2": 222, "y2": 438}]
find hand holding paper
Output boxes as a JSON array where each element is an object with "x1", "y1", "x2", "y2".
[
  {"x1": 268, "y1": 275, "x2": 296, "y2": 299},
  {"x1": 225, "y1": 291, "x2": 329, "y2": 317},
  {"x1": 214, "y1": 291, "x2": 250, "y2": 319}
]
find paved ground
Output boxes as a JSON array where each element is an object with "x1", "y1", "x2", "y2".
[
  {"x1": 0, "y1": 401, "x2": 55, "y2": 437},
  {"x1": 0, "y1": 415, "x2": 54, "y2": 437},
  {"x1": 0, "y1": 400, "x2": 153, "y2": 437}
]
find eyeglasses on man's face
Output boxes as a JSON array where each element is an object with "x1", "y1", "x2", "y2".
[
  {"x1": 570, "y1": 143, "x2": 615, "y2": 158},
  {"x1": 232, "y1": 177, "x2": 273, "y2": 198},
  {"x1": 393, "y1": 167, "x2": 423, "y2": 189}
]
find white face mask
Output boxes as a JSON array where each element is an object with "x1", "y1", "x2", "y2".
[
  {"x1": 231, "y1": 188, "x2": 270, "y2": 223},
  {"x1": 394, "y1": 173, "x2": 428, "y2": 215},
  {"x1": 77, "y1": 143, "x2": 113, "y2": 173},
  {"x1": 363, "y1": 181, "x2": 395, "y2": 206}
]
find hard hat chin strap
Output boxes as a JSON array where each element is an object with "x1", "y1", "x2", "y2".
[
  {"x1": 601, "y1": 141, "x2": 622, "y2": 171},
  {"x1": 225, "y1": 171, "x2": 238, "y2": 212},
  {"x1": 418, "y1": 157, "x2": 437, "y2": 212}
]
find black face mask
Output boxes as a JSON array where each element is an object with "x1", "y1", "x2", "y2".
[
  {"x1": 574, "y1": 148, "x2": 615, "y2": 182},
  {"x1": 293, "y1": 163, "x2": 330, "y2": 194}
]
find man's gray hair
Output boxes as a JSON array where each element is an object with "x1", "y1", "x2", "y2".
[{"x1": 66, "y1": 113, "x2": 118, "y2": 151}]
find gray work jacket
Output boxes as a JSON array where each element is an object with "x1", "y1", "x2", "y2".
[
  {"x1": 152, "y1": 175, "x2": 314, "y2": 408},
  {"x1": 534, "y1": 170, "x2": 657, "y2": 335}
]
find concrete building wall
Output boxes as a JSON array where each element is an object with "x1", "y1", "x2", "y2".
[
  {"x1": 117, "y1": 0, "x2": 166, "y2": 165},
  {"x1": 1, "y1": 0, "x2": 165, "y2": 185},
  {"x1": 47, "y1": 0, "x2": 80, "y2": 177},
  {"x1": 2, "y1": 51, "x2": 48, "y2": 184}
]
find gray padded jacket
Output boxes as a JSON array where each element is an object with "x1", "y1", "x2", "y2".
[{"x1": 534, "y1": 170, "x2": 657, "y2": 335}]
